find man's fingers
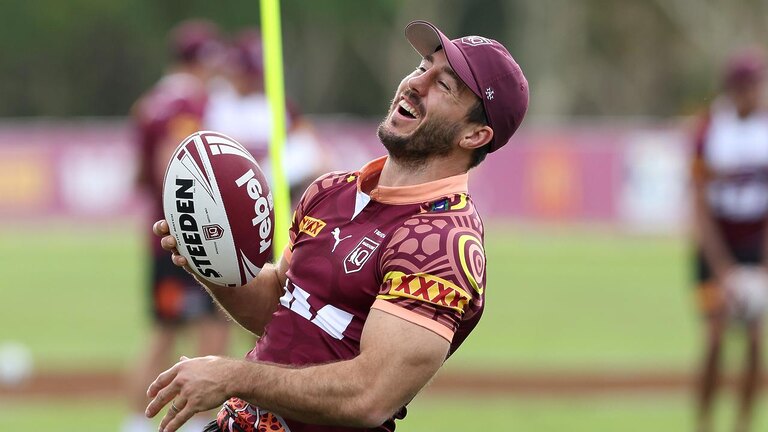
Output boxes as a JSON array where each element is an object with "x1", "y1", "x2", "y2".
[
  {"x1": 159, "y1": 398, "x2": 188, "y2": 432},
  {"x1": 171, "y1": 252, "x2": 188, "y2": 267},
  {"x1": 154, "y1": 223, "x2": 189, "y2": 269},
  {"x1": 161, "y1": 235, "x2": 178, "y2": 251},
  {"x1": 161, "y1": 405, "x2": 196, "y2": 432},
  {"x1": 145, "y1": 382, "x2": 181, "y2": 418},
  {"x1": 153, "y1": 220, "x2": 170, "y2": 236},
  {"x1": 146, "y1": 362, "x2": 181, "y2": 398}
]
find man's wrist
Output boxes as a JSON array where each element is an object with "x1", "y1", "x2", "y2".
[{"x1": 226, "y1": 359, "x2": 253, "y2": 399}]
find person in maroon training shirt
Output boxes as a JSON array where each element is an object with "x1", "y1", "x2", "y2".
[
  {"x1": 124, "y1": 20, "x2": 232, "y2": 432},
  {"x1": 146, "y1": 20, "x2": 529, "y2": 432}
]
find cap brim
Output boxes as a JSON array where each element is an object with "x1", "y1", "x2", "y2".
[{"x1": 405, "y1": 20, "x2": 481, "y2": 97}]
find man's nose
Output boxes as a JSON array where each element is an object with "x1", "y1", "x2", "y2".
[{"x1": 407, "y1": 72, "x2": 429, "y2": 94}]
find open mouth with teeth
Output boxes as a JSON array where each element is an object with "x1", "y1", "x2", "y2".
[{"x1": 397, "y1": 99, "x2": 420, "y2": 119}]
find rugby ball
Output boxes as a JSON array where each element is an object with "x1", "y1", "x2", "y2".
[{"x1": 162, "y1": 131, "x2": 274, "y2": 287}]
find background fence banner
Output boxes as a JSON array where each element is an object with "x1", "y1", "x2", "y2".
[{"x1": 0, "y1": 118, "x2": 691, "y2": 231}]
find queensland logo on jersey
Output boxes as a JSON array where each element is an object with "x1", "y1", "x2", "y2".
[
  {"x1": 299, "y1": 215, "x2": 326, "y2": 237},
  {"x1": 343, "y1": 236, "x2": 380, "y2": 274},
  {"x1": 378, "y1": 271, "x2": 471, "y2": 314}
]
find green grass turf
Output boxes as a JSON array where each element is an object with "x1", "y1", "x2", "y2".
[
  {"x1": 0, "y1": 399, "x2": 128, "y2": 431},
  {"x1": 1, "y1": 393, "x2": 764, "y2": 431},
  {"x1": 0, "y1": 225, "x2": 147, "y2": 370},
  {"x1": 1, "y1": 222, "x2": 700, "y2": 371},
  {"x1": 401, "y1": 393, "x2": 768, "y2": 432},
  {"x1": 445, "y1": 223, "x2": 699, "y2": 372}
]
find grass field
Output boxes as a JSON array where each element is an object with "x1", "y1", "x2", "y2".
[
  {"x1": 0, "y1": 221, "x2": 755, "y2": 431},
  {"x1": 1, "y1": 394, "x2": 766, "y2": 431},
  {"x1": 0, "y1": 221, "x2": 698, "y2": 371}
]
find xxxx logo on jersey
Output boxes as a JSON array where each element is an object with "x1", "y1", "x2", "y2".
[
  {"x1": 378, "y1": 271, "x2": 471, "y2": 314},
  {"x1": 299, "y1": 215, "x2": 326, "y2": 237}
]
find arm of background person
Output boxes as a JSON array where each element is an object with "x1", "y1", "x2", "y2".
[
  {"x1": 154, "y1": 220, "x2": 286, "y2": 335},
  {"x1": 146, "y1": 308, "x2": 450, "y2": 431},
  {"x1": 692, "y1": 162, "x2": 735, "y2": 282}
]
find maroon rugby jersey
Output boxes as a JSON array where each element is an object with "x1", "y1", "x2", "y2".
[
  {"x1": 219, "y1": 157, "x2": 487, "y2": 432},
  {"x1": 693, "y1": 100, "x2": 768, "y2": 249}
]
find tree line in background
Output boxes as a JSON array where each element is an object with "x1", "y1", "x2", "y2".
[{"x1": 3, "y1": 0, "x2": 768, "y2": 118}]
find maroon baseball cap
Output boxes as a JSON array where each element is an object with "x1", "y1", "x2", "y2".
[
  {"x1": 230, "y1": 29, "x2": 265, "y2": 78},
  {"x1": 723, "y1": 49, "x2": 766, "y2": 90},
  {"x1": 169, "y1": 19, "x2": 221, "y2": 64},
  {"x1": 405, "y1": 20, "x2": 529, "y2": 153}
]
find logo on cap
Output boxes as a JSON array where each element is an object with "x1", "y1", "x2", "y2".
[
  {"x1": 485, "y1": 87, "x2": 495, "y2": 100},
  {"x1": 461, "y1": 36, "x2": 493, "y2": 47}
]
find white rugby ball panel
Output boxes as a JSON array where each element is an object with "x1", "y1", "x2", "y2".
[{"x1": 162, "y1": 131, "x2": 274, "y2": 286}]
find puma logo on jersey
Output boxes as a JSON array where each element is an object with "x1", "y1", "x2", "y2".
[
  {"x1": 331, "y1": 227, "x2": 352, "y2": 252},
  {"x1": 299, "y1": 216, "x2": 326, "y2": 237}
]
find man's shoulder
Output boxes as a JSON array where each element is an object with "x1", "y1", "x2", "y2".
[
  {"x1": 299, "y1": 171, "x2": 358, "y2": 207},
  {"x1": 313, "y1": 171, "x2": 359, "y2": 189},
  {"x1": 387, "y1": 193, "x2": 485, "y2": 250},
  {"x1": 134, "y1": 76, "x2": 206, "y2": 124},
  {"x1": 379, "y1": 193, "x2": 486, "y2": 310}
]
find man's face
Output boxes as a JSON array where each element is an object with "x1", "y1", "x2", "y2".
[
  {"x1": 377, "y1": 49, "x2": 479, "y2": 166},
  {"x1": 731, "y1": 80, "x2": 764, "y2": 117}
]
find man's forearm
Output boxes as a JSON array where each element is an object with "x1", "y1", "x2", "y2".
[
  {"x1": 229, "y1": 358, "x2": 387, "y2": 428},
  {"x1": 144, "y1": 309, "x2": 448, "y2": 431},
  {"x1": 224, "y1": 309, "x2": 447, "y2": 428},
  {"x1": 197, "y1": 263, "x2": 284, "y2": 335}
]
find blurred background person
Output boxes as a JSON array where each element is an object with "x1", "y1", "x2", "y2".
[
  {"x1": 691, "y1": 48, "x2": 768, "y2": 432},
  {"x1": 123, "y1": 19, "x2": 232, "y2": 432},
  {"x1": 204, "y1": 28, "x2": 328, "y2": 204}
]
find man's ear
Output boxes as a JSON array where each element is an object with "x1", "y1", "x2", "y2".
[{"x1": 458, "y1": 125, "x2": 493, "y2": 151}]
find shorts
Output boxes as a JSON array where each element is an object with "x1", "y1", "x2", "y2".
[
  {"x1": 694, "y1": 246, "x2": 763, "y2": 315},
  {"x1": 150, "y1": 253, "x2": 221, "y2": 325}
]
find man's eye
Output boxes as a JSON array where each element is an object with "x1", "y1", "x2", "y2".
[{"x1": 439, "y1": 81, "x2": 451, "y2": 91}]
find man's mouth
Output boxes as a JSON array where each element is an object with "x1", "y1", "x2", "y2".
[{"x1": 397, "y1": 99, "x2": 420, "y2": 119}]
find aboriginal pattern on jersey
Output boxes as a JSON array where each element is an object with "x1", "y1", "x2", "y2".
[
  {"x1": 217, "y1": 398, "x2": 290, "y2": 432},
  {"x1": 377, "y1": 193, "x2": 485, "y2": 334}
]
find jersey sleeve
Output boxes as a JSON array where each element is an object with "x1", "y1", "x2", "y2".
[
  {"x1": 372, "y1": 206, "x2": 486, "y2": 342},
  {"x1": 284, "y1": 171, "x2": 354, "y2": 263}
]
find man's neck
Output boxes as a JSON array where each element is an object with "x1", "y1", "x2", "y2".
[{"x1": 378, "y1": 155, "x2": 468, "y2": 187}]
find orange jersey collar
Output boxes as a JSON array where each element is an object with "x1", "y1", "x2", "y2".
[{"x1": 356, "y1": 156, "x2": 469, "y2": 205}]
